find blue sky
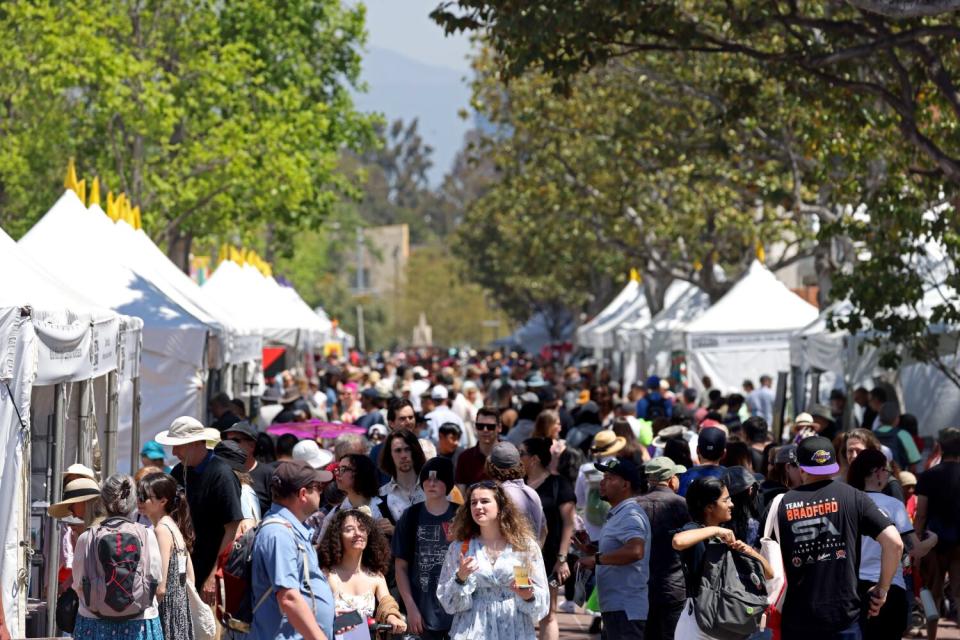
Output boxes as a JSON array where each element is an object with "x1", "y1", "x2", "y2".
[
  {"x1": 353, "y1": 0, "x2": 476, "y2": 183},
  {"x1": 360, "y1": 0, "x2": 474, "y2": 74}
]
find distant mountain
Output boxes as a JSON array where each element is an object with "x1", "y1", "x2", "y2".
[{"x1": 353, "y1": 46, "x2": 474, "y2": 185}]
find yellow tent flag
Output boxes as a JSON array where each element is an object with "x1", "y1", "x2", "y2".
[
  {"x1": 89, "y1": 177, "x2": 101, "y2": 207},
  {"x1": 76, "y1": 180, "x2": 86, "y2": 206},
  {"x1": 693, "y1": 259, "x2": 703, "y2": 272},
  {"x1": 629, "y1": 268, "x2": 641, "y2": 282},
  {"x1": 64, "y1": 158, "x2": 79, "y2": 192},
  {"x1": 132, "y1": 206, "x2": 142, "y2": 230},
  {"x1": 755, "y1": 241, "x2": 766, "y2": 263},
  {"x1": 106, "y1": 191, "x2": 116, "y2": 220}
]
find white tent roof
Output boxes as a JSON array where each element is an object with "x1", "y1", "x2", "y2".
[
  {"x1": 588, "y1": 286, "x2": 650, "y2": 350},
  {"x1": 97, "y1": 210, "x2": 262, "y2": 364},
  {"x1": 684, "y1": 260, "x2": 818, "y2": 335},
  {"x1": 203, "y1": 260, "x2": 322, "y2": 349},
  {"x1": 18, "y1": 190, "x2": 209, "y2": 452},
  {"x1": 576, "y1": 278, "x2": 641, "y2": 346}
]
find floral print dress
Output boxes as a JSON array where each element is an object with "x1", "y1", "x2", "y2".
[{"x1": 437, "y1": 538, "x2": 549, "y2": 640}]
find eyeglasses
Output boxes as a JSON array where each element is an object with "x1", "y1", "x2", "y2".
[
  {"x1": 476, "y1": 423, "x2": 498, "y2": 432},
  {"x1": 335, "y1": 466, "x2": 355, "y2": 476}
]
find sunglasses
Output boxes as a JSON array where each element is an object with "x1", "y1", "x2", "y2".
[
  {"x1": 476, "y1": 423, "x2": 498, "y2": 432},
  {"x1": 469, "y1": 480, "x2": 497, "y2": 491}
]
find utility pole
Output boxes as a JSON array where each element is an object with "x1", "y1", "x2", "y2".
[{"x1": 355, "y1": 227, "x2": 366, "y2": 353}]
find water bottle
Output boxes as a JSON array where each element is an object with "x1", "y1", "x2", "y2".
[{"x1": 920, "y1": 587, "x2": 940, "y2": 624}]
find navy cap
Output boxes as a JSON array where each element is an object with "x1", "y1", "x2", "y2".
[{"x1": 595, "y1": 457, "x2": 642, "y2": 489}]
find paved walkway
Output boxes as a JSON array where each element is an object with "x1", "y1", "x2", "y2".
[{"x1": 553, "y1": 605, "x2": 960, "y2": 639}]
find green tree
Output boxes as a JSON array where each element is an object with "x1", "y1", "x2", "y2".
[
  {"x1": 436, "y1": 2, "x2": 960, "y2": 381},
  {"x1": 0, "y1": 1, "x2": 376, "y2": 268},
  {"x1": 396, "y1": 245, "x2": 509, "y2": 347}
]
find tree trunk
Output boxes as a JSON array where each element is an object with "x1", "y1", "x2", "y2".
[{"x1": 166, "y1": 228, "x2": 193, "y2": 274}]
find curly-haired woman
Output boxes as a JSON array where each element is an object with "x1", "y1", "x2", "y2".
[
  {"x1": 318, "y1": 508, "x2": 406, "y2": 636},
  {"x1": 438, "y1": 481, "x2": 549, "y2": 640}
]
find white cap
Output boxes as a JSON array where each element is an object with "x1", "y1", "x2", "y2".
[
  {"x1": 292, "y1": 440, "x2": 335, "y2": 470},
  {"x1": 431, "y1": 385, "x2": 449, "y2": 400}
]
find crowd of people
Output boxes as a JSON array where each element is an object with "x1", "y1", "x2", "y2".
[{"x1": 47, "y1": 352, "x2": 960, "y2": 640}]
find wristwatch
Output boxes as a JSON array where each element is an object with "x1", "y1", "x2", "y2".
[
  {"x1": 556, "y1": 553, "x2": 567, "y2": 563},
  {"x1": 594, "y1": 552, "x2": 602, "y2": 566}
]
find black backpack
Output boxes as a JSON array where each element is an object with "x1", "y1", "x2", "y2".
[
  {"x1": 215, "y1": 517, "x2": 297, "y2": 633},
  {"x1": 694, "y1": 543, "x2": 768, "y2": 640},
  {"x1": 875, "y1": 428, "x2": 908, "y2": 469},
  {"x1": 644, "y1": 396, "x2": 668, "y2": 421}
]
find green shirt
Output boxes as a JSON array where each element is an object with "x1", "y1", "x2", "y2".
[{"x1": 876, "y1": 425, "x2": 921, "y2": 465}]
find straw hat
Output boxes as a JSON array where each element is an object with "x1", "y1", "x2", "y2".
[
  {"x1": 48, "y1": 477, "x2": 100, "y2": 519},
  {"x1": 155, "y1": 416, "x2": 208, "y2": 446},
  {"x1": 590, "y1": 430, "x2": 626, "y2": 456},
  {"x1": 63, "y1": 463, "x2": 96, "y2": 481}
]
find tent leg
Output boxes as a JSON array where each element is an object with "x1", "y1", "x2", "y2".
[
  {"x1": 44, "y1": 383, "x2": 67, "y2": 636},
  {"x1": 104, "y1": 371, "x2": 118, "y2": 478},
  {"x1": 129, "y1": 375, "x2": 141, "y2": 473},
  {"x1": 77, "y1": 379, "x2": 91, "y2": 468}
]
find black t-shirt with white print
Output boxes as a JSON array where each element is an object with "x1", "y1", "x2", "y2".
[{"x1": 776, "y1": 479, "x2": 890, "y2": 639}]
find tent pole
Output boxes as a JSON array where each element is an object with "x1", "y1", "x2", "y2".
[
  {"x1": 104, "y1": 371, "x2": 118, "y2": 477},
  {"x1": 44, "y1": 383, "x2": 67, "y2": 636},
  {"x1": 130, "y1": 375, "x2": 141, "y2": 472},
  {"x1": 77, "y1": 379, "x2": 90, "y2": 468}
]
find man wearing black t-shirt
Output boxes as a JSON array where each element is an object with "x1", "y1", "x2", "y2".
[
  {"x1": 157, "y1": 416, "x2": 244, "y2": 605},
  {"x1": 915, "y1": 427, "x2": 960, "y2": 640},
  {"x1": 221, "y1": 420, "x2": 275, "y2": 515},
  {"x1": 773, "y1": 436, "x2": 901, "y2": 640}
]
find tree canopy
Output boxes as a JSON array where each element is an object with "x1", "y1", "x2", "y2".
[
  {"x1": 0, "y1": 1, "x2": 376, "y2": 268},
  {"x1": 435, "y1": 1, "x2": 960, "y2": 377}
]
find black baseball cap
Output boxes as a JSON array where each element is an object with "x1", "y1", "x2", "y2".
[
  {"x1": 595, "y1": 457, "x2": 642, "y2": 489},
  {"x1": 797, "y1": 436, "x2": 839, "y2": 475},
  {"x1": 221, "y1": 421, "x2": 258, "y2": 442}
]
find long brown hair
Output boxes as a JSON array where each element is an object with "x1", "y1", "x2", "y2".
[
  {"x1": 136, "y1": 473, "x2": 195, "y2": 552},
  {"x1": 449, "y1": 481, "x2": 533, "y2": 551},
  {"x1": 532, "y1": 410, "x2": 560, "y2": 439},
  {"x1": 317, "y1": 509, "x2": 391, "y2": 575}
]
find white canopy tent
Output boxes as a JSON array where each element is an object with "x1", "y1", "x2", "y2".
[
  {"x1": 575, "y1": 277, "x2": 641, "y2": 356},
  {"x1": 102, "y1": 212, "x2": 263, "y2": 365},
  {"x1": 19, "y1": 190, "x2": 212, "y2": 462},
  {"x1": 684, "y1": 260, "x2": 819, "y2": 393},
  {"x1": 0, "y1": 221, "x2": 142, "y2": 637},
  {"x1": 204, "y1": 260, "x2": 306, "y2": 349},
  {"x1": 589, "y1": 286, "x2": 651, "y2": 354},
  {"x1": 617, "y1": 281, "x2": 711, "y2": 388},
  {"x1": 790, "y1": 300, "x2": 960, "y2": 437}
]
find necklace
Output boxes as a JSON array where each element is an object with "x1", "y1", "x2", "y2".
[{"x1": 482, "y1": 538, "x2": 507, "y2": 563}]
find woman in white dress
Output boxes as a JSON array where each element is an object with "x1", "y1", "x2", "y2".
[
  {"x1": 438, "y1": 481, "x2": 549, "y2": 640},
  {"x1": 319, "y1": 508, "x2": 406, "y2": 638}
]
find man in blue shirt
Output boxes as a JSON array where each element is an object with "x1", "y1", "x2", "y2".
[
  {"x1": 252, "y1": 460, "x2": 335, "y2": 640},
  {"x1": 635, "y1": 376, "x2": 673, "y2": 421},
  {"x1": 678, "y1": 426, "x2": 727, "y2": 496},
  {"x1": 577, "y1": 458, "x2": 651, "y2": 640}
]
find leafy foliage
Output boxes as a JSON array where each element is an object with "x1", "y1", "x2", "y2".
[
  {"x1": 0, "y1": 0, "x2": 376, "y2": 267},
  {"x1": 435, "y1": 1, "x2": 960, "y2": 379}
]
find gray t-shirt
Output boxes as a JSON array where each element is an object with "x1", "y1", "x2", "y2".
[
  {"x1": 597, "y1": 500, "x2": 651, "y2": 620},
  {"x1": 391, "y1": 502, "x2": 458, "y2": 631}
]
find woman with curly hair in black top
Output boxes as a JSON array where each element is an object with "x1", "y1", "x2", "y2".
[{"x1": 318, "y1": 508, "x2": 406, "y2": 635}]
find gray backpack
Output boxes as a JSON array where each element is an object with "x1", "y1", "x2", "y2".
[
  {"x1": 81, "y1": 517, "x2": 158, "y2": 619},
  {"x1": 694, "y1": 543, "x2": 768, "y2": 640}
]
